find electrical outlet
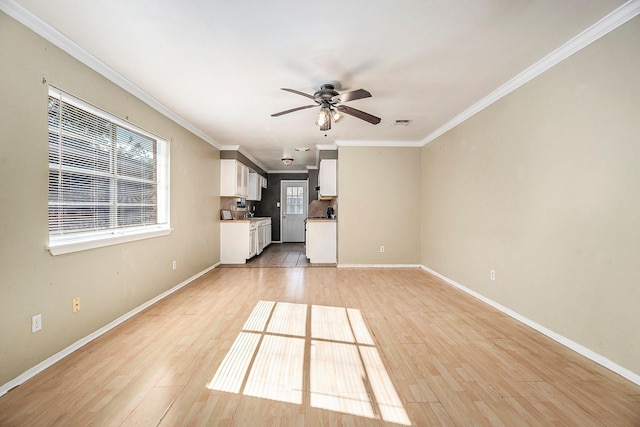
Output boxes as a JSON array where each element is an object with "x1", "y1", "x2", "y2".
[
  {"x1": 172, "y1": 260, "x2": 177, "y2": 270},
  {"x1": 32, "y1": 314, "x2": 42, "y2": 333},
  {"x1": 72, "y1": 297, "x2": 80, "y2": 313},
  {"x1": 379, "y1": 245, "x2": 385, "y2": 253},
  {"x1": 490, "y1": 270, "x2": 496, "y2": 281}
]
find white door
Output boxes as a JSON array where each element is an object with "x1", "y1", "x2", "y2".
[{"x1": 281, "y1": 180, "x2": 308, "y2": 242}]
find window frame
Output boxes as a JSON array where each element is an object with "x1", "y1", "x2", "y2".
[{"x1": 46, "y1": 87, "x2": 171, "y2": 256}]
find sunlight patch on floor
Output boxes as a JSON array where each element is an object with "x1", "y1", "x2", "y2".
[
  {"x1": 207, "y1": 300, "x2": 411, "y2": 425},
  {"x1": 311, "y1": 305, "x2": 354, "y2": 342},
  {"x1": 242, "y1": 300, "x2": 275, "y2": 332},
  {"x1": 207, "y1": 332, "x2": 260, "y2": 394},
  {"x1": 244, "y1": 335, "x2": 305, "y2": 404},
  {"x1": 267, "y1": 302, "x2": 307, "y2": 337},
  {"x1": 310, "y1": 339, "x2": 374, "y2": 418}
]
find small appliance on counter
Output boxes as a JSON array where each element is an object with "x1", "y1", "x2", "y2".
[{"x1": 326, "y1": 207, "x2": 335, "y2": 219}]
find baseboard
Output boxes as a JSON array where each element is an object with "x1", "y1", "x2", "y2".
[
  {"x1": 338, "y1": 264, "x2": 422, "y2": 268},
  {"x1": 420, "y1": 265, "x2": 640, "y2": 386},
  {"x1": 0, "y1": 262, "x2": 220, "y2": 397}
]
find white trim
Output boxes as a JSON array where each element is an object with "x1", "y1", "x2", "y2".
[
  {"x1": 237, "y1": 147, "x2": 268, "y2": 174},
  {"x1": 220, "y1": 146, "x2": 269, "y2": 174},
  {"x1": 316, "y1": 144, "x2": 338, "y2": 151},
  {"x1": 336, "y1": 140, "x2": 423, "y2": 147},
  {"x1": 49, "y1": 86, "x2": 166, "y2": 142},
  {"x1": 421, "y1": 0, "x2": 640, "y2": 146},
  {"x1": 267, "y1": 169, "x2": 308, "y2": 174},
  {"x1": 338, "y1": 264, "x2": 421, "y2": 268},
  {"x1": 3, "y1": 0, "x2": 637, "y2": 154},
  {"x1": 48, "y1": 227, "x2": 172, "y2": 256},
  {"x1": 47, "y1": 86, "x2": 172, "y2": 255},
  {"x1": 420, "y1": 265, "x2": 640, "y2": 386},
  {"x1": 0, "y1": 0, "x2": 220, "y2": 149},
  {"x1": 0, "y1": 263, "x2": 220, "y2": 397},
  {"x1": 280, "y1": 179, "x2": 309, "y2": 242}
]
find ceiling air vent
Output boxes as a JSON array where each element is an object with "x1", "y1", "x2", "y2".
[{"x1": 392, "y1": 119, "x2": 411, "y2": 127}]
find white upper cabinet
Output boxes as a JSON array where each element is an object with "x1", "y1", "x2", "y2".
[
  {"x1": 220, "y1": 159, "x2": 249, "y2": 198},
  {"x1": 318, "y1": 159, "x2": 337, "y2": 199},
  {"x1": 248, "y1": 171, "x2": 262, "y2": 201}
]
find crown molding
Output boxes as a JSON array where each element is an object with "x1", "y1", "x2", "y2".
[
  {"x1": 421, "y1": 0, "x2": 640, "y2": 146},
  {"x1": 336, "y1": 140, "x2": 423, "y2": 147},
  {"x1": 0, "y1": 0, "x2": 220, "y2": 149},
  {"x1": 267, "y1": 169, "x2": 309, "y2": 174},
  {"x1": 315, "y1": 144, "x2": 338, "y2": 151},
  {"x1": 219, "y1": 145, "x2": 268, "y2": 173},
  {"x1": 238, "y1": 147, "x2": 268, "y2": 173}
]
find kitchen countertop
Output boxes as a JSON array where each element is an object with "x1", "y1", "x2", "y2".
[
  {"x1": 306, "y1": 217, "x2": 337, "y2": 222},
  {"x1": 221, "y1": 217, "x2": 271, "y2": 222}
]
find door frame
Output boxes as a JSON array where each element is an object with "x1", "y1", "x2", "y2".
[{"x1": 280, "y1": 179, "x2": 309, "y2": 242}]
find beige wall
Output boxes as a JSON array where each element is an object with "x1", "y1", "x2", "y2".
[
  {"x1": 338, "y1": 146, "x2": 421, "y2": 265},
  {"x1": 421, "y1": 18, "x2": 640, "y2": 374},
  {"x1": 0, "y1": 13, "x2": 220, "y2": 386}
]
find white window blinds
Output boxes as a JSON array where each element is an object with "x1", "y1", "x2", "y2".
[{"x1": 47, "y1": 87, "x2": 169, "y2": 253}]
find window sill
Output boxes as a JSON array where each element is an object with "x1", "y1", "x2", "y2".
[{"x1": 47, "y1": 226, "x2": 172, "y2": 256}]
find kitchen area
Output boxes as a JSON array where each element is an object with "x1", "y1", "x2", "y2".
[{"x1": 218, "y1": 148, "x2": 338, "y2": 266}]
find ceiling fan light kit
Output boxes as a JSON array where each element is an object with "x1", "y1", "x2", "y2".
[
  {"x1": 315, "y1": 107, "x2": 331, "y2": 128},
  {"x1": 272, "y1": 83, "x2": 381, "y2": 130}
]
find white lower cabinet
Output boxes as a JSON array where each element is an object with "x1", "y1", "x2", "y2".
[
  {"x1": 220, "y1": 221, "x2": 254, "y2": 264},
  {"x1": 220, "y1": 218, "x2": 272, "y2": 264},
  {"x1": 256, "y1": 219, "x2": 271, "y2": 255},
  {"x1": 257, "y1": 223, "x2": 265, "y2": 256},
  {"x1": 305, "y1": 220, "x2": 337, "y2": 264},
  {"x1": 249, "y1": 224, "x2": 258, "y2": 258}
]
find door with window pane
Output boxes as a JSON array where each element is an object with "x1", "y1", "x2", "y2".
[{"x1": 281, "y1": 181, "x2": 308, "y2": 242}]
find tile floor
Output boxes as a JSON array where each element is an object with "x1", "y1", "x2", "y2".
[{"x1": 223, "y1": 243, "x2": 311, "y2": 268}]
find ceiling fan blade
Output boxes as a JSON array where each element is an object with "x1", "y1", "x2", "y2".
[
  {"x1": 271, "y1": 104, "x2": 317, "y2": 117},
  {"x1": 335, "y1": 88, "x2": 372, "y2": 103},
  {"x1": 281, "y1": 88, "x2": 316, "y2": 100},
  {"x1": 337, "y1": 105, "x2": 381, "y2": 125}
]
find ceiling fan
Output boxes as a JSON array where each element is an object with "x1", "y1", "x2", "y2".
[{"x1": 271, "y1": 83, "x2": 381, "y2": 131}]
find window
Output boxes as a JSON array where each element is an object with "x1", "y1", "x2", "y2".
[
  {"x1": 47, "y1": 87, "x2": 170, "y2": 255},
  {"x1": 285, "y1": 186, "x2": 304, "y2": 215}
]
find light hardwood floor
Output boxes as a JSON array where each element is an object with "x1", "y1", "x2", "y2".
[{"x1": 1, "y1": 267, "x2": 638, "y2": 426}]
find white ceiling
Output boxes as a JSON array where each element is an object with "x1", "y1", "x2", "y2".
[{"x1": 7, "y1": 0, "x2": 629, "y2": 171}]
